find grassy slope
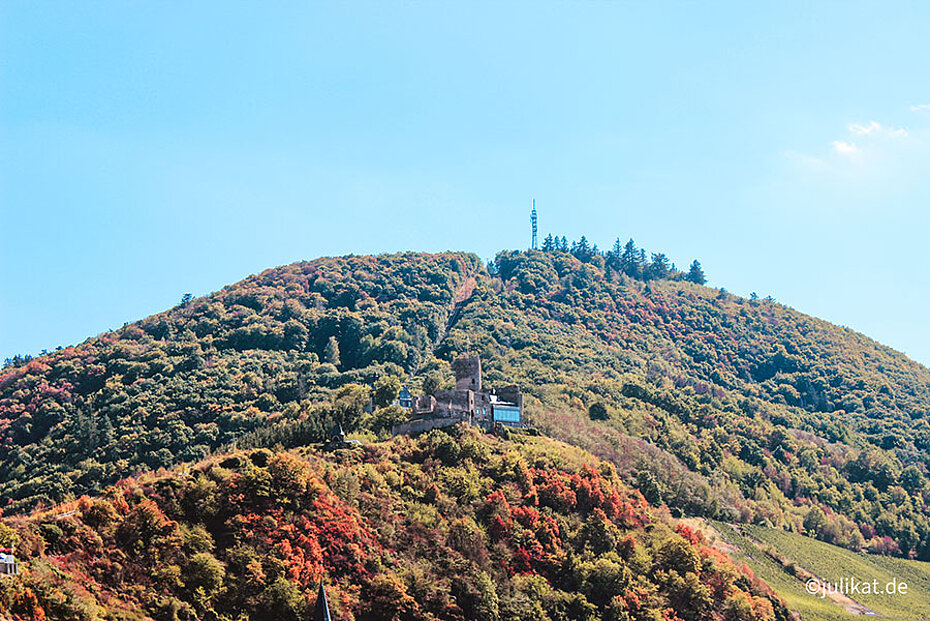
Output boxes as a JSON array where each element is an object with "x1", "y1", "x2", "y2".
[{"x1": 711, "y1": 521, "x2": 930, "y2": 620}]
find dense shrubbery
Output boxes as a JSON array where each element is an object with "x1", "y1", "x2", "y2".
[
  {"x1": 0, "y1": 253, "x2": 478, "y2": 512},
  {"x1": 474, "y1": 249, "x2": 930, "y2": 559},
  {"x1": 1, "y1": 248, "x2": 929, "y2": 562},
  {"x1": 0, "y1": 429, "x2": 786, "y2": 620}
]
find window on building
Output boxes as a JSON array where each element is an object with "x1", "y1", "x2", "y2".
[{"x1": 493, "y1": 405, "x2": 521, "y2": 423}]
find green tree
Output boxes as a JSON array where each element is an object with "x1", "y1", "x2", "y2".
[
  {"x1": 647, "y1": 253, "x2": 672, "y2": 280},
  {"x1": 582, "y1": 557, "x2": 631, "y2": 608},
  {"x1": 588, "y1": 401, "x2": 609, "y2": 421},
  {"x1": 267, "y1": 453, "x2": 309, "y2": 507},
  {"x1": 686, "y1": 260, "x2": 706, "y2": 285},
  {"x1": 901, "y1": 465, "x2": 925, "y2": 493},
  {"x1": 360, "y1": 573, "x2": 421, "y2": 621},
  {"x1": 722, "y1": 592, "x2": 756, "y2": 621},
  {"x1": 604, "y1": 238, "x2": 621, "y2": 273},
  {"x1": 636, "y1": 470, "x2": 662, "y2": 505},
  {"x1": 366, "y1": 405, "x2": 409, "y2": 435},
  {"x1": 184, "y1": 552, "x2": 226, "y2": 608},
  {"x1": 619, "y1": 239, "x2": 640, "y2": 277},
  {"x1": 655, "y1": 535, "x2": 701, "y2": 575},
  {"x1": 580, "y1": 509, "x2": 621, "y2": 554},
  {"x1": 447, "y1": 517, "x2": 488, "y2": 565},
  {"x1": 262, "y1": 577, "x2": 306, "y2": 621},
  {"x1": 373, "y1": 375, "x2": 402, "y2": 408},
  {"x1": 283, "y1": 320, "x2": 309, "y2": 351},
  {"x1": 630, "y1": 248, "x2": 648, "y2": 280},
  {"x1": 0, "y1": 522, "x2": 19, "y2": 549},
  {"x1": 803, "y1": 506, "x2": 827, "y2": 536},
  {"x1": 571, "y1": 236, "x2": 596, "y2": 262},
  {"x1": 471, "y1": 571, "x2": 500, "y2": 621},
  {"x1": 324, "y1": 336, "x2": 341, "y2": 367},
  {"x1": 422, "y1": 372, "x2": 443, "y2": 395},
  {"x1": 332, "y1": 383, "x2": 372, "y2": 430}
]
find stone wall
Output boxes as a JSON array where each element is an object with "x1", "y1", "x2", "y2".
[
  {"x1": 391, "y1": 413, "x2": 469, "y2": 436},
  {"x1": 412, "y1": 394, "x2": 437, "y2": 415},
  {"x1": 434, "y1": 389, "x2": 474, "y2": 416}
]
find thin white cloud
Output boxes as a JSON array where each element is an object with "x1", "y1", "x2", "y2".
[
  {"x1": 784, "y1": 151, "x2": 828, "y2": 171},
  {"x1": 849, "y1": 121, "x2": 879, "y2": 135},
  {"x1": 909, "y1": 104, "x2": 930, "y2": 113},
  {"x1": 848, "y1": 121, "x2": 907, "y2": 137},
  {"x1": 785, "y1": 112, "x2": 930, "y2": 202},
  {"x1": 832, "y1": 140, "x2": 859, "y2": 156},
  {"x1": 789, "y1": 117, "x2": 913, "y2": 171}
]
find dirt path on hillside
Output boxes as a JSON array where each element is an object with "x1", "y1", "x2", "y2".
[
  {"x1": 414, "y1": 275, "x2": 477, "y2": 375},
  {"x1": 678, "y1": 518, "x2": 744, "y2": 557},
  {"x1": 440, "y1": 276, "x2": 476, "y2": 343},
  {"x1": 799, "y1": 575, "x2": 880, "y2": 616}
]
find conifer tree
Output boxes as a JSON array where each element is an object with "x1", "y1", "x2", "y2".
[
  {"x1": 637, "y1": 249, "x2": 649, "y2": 279},
  {"x1": 620, "y1": 239, "x2": 639, "y2": 277},
  {"x1": 648, "y1": 253, "x2": 671, "y2": 280},
  {"x1": 603, "y1": 238, "x2": 620, "y2": 272},
  {"x1": 572, "y1": 236, "x2": 595, "y2": 262},
  {"x1": 324, "y1": 336, "x2": 341, "y2": 367},
  {"x1": 686, "y1": 260, "x2": 706, "y2": 285}
]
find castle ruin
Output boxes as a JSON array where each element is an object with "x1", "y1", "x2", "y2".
[{"x1": 391, "y1": 354, "x2": 524, "y2": 435}]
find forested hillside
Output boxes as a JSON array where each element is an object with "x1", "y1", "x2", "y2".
[
  {"x1": 2, "y1": 248, "x2": 929, "y2": 563},
  {"x1": 0, "y1": 429, "x2": 788, "y2": 621}
]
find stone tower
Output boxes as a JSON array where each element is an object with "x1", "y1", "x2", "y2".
[{"x1": 453, "y1": 355, "x2": 482, "y2": 392}]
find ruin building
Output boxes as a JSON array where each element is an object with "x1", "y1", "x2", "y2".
[{"x1": 391, "y1": 354, "x2": 523, "y2": 435}]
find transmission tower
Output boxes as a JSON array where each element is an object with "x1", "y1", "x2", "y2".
[{"x1": 530, "y1": 199, "x2": 538, "y2": 250}]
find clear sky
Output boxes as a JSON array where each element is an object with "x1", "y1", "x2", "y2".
[{"x1": 2, "y1": 2, "x2": 930, "y2": 366}]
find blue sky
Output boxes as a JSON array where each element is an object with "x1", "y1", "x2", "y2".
[{"x1": 2, "y1": 2, "x2": 930, "y2": 365}]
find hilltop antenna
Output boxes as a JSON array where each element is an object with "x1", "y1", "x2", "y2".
[{"x1": 530, "y1": 199, "x2": 538, "y2": 250}]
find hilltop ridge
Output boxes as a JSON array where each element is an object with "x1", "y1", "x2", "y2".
[{"x1": 1, "y1": 249, "x2": 929, "y2": 563}]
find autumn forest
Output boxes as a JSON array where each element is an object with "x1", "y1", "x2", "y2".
[{"x1": 1, "y1": 247, "x2": 929, "y2": 620}]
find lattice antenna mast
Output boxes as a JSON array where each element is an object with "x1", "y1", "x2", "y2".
[{"x1": 530, "y1": 199, "x2": 538, "y2": 250}]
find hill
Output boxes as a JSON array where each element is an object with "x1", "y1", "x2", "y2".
[
  {"x1": 0, "y1": 428, "x2": 789, "y2": 621},
  {"x1": 1, "y1": 247, "x2": 929, "y2": 564}
]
